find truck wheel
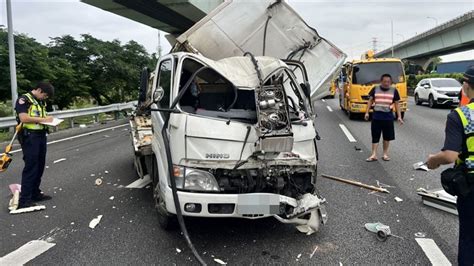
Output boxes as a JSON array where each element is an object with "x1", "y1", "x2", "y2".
[
  {"x1": 428, "y1": 95, "x2": 437, "y2": 108},
  {"x1": 154, "y1": 184, "x2": 178, "y2": 230},
  {"x1": 151, "y1": 156, "x2": 178, "y2": 230},
  {"x1": 348, "y1": 111, "x2": 356, "y2": 120}
]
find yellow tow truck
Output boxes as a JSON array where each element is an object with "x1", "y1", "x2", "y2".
[{"x1": 339, "y1": 50, "x2": 407, "y2": 119}]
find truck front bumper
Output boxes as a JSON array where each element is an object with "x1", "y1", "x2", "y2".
[{"x1": 163, "y1": 188, "x2": 328, "y2": 233}]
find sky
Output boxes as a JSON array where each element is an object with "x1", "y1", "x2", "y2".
[{"x1": 0, "y1": 0, "x2": 473, "y2": 63}]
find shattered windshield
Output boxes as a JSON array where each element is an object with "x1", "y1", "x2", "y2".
[{"x1": 178, "y1": 58, "x2": 257, "y2": 122}]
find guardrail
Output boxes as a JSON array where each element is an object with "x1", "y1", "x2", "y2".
[{"x1": 0, "y1": 101, "x2": 136, "y2": 129}]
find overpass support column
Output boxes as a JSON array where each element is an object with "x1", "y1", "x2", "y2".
[{"x1": 410, "y1": 57, "x2": 435, "y2": 73}]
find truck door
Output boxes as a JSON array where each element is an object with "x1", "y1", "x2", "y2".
[{"x1": 150, "y1": 56, "x2": 174, "y2": 181}]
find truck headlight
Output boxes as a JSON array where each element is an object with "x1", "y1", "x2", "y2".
[
  {"x1": 185, "y1": 169, "x2": 220, "y2": 192},
  {"x1": 173, "y1": 166, "x2": 220, "y2": 192}
]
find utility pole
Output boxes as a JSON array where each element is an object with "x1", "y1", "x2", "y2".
[
  {"x1": 372, "y1": 37, "x2": 378, "y2": 53},
  {"x1": 6, "y1": 0, "x2": 18, "y2": 114},
  {"x1": 391, "y1": 20, "x2": 394, "y2": 57},
  {"x1": 157, "y1": 30, "x2": 162, "y2": 57}
]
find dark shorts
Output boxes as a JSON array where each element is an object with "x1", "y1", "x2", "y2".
[{"x1": 371, "y1": 119, "x2": 395, "y2": 143}]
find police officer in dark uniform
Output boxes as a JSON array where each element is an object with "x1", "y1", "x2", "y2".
[
  {"x1": 426, "y1": 66, "x2": 474, "y2": 265},
  {"x1": 15, "y1": 82, "x2": 55, "y2": 209}
]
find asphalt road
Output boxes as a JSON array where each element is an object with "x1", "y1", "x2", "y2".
[{"x1": 0, "y1": 99, "x2": 460, "y2": 265}]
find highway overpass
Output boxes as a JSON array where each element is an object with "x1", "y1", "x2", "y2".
[
  {"x1": 376, "y1": 10, "x2": 474, "y2": 70},
  {"x1": 82, "y1": 0, "x2": 223, "y2": 34}
]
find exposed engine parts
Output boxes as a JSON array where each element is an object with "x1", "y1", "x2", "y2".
[
  {"x1": 255, "y1": 85, "x2": 294, "y2": 153},
  {"x1": 211, "y1": 166, "x2": 314, "y2": 197}
]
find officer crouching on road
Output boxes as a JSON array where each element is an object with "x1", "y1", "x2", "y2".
[
  {"x1": 426, "y1": 66, "x2": 474, "y2": 265},
  {"x1": 15, "y1": 82, "x2": 55, "y2": 209}
]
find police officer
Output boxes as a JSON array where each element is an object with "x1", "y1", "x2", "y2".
[
  {"x1": 426, "y1": 66, "x2": 474, "y2": 265},
  {"x1": 15, "y1": 82, "x2": 55, "y2": 209}
]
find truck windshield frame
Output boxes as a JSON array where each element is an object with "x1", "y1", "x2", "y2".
[{"x1": 352, "y1": 62, "x2": 404, "y2": 85}]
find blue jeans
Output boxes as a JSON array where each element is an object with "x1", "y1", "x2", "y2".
[
  {"x1": 19, "y1": 131, "x2": 47, "y2": 204},
  {"x1": 458, "y1": 190, "x2": 474, "y2": 265}
]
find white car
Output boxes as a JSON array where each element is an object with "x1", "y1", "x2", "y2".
[{"x1": 414, "y1": 78, "x2": 462, "y2": 108}]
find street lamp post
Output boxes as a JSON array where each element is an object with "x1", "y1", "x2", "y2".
[
  {"x1": 427, "y1": 16, "x2": 438, "y2": 27},
  {"x1": 6, "y1": 0, "x2": 18, "y2": 114}
]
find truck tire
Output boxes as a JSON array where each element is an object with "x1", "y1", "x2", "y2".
[
  {"x1": 151, "y1": 155, "x2": 178, "y2": 230},
  {"x1": 348, "y1": 111, "x2": 356, "y2": 120}
]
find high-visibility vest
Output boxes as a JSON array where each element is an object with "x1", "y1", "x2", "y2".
[
  {"x1": 22, "y1": 93, "x2": 47, "y2": 131},
  {"x1": 455, "y1": 102, "x2": 474, "y2": 173},
  {"x1": 373, "y1": 86, "x2": 395, "y2": 112}
]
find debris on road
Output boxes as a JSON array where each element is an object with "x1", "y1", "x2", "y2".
[
  {"x1": 321, "y1": 174, "x2": 390, "y2": 193},
  {"x1": 109, "y1": 196, "x2": 114, "y2": 200},
  {"x1": 394, "y1": 197, "x2": 403, "y2": 202},
  {"x1": 89, "y1": 215, "x2": 103, "y2": 229},
  {"x1": 95, "y1": 178, "x2": 103, "y2": 186},
  {"x1": 53, "y1": 158, "x2": 67, "y2": 164},
  {"x1": 213, "y1": 258, "x2": 227, "y2": 265},
  {"x1": 365, "y1": 222, "x2": 391, "y2": 242},
  {"x1": 413, "y1": 161, "x2": 429, "y2": 171},
  {"x1": 354, "y1": 146, "x2": 362, "y2": 151},
  {"x1": 90, "y1": 174, "x2": 95, "y2": 177},
  {"x1": 417, "y1": 188, "x2": 458, "y2": 215},
  {"x1": 79, "y1": 124, "x2": 86, "y2": 128},
  {"x1": 415, "y1": 232, "x2": 426, "y2": 238},
  {"x1": 105, "y1": 170, "x2": 109, "y2": 174},
  {"x1": 176, "y1": 248, "x2": 182, "y2": 253},
  {"x1": 310, "y1": 246, "x2": 319, "y2": 258}
]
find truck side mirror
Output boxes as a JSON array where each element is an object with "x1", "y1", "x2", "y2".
[
  {"x1": 139, "y1": 67, "x2": 149, "y2": 104},
  {"x1": 300, "y1": 82, "x2": 311, "y2": 98},
  {"x1": 153, "y1": 86, "x2": 165, "y2": 103}
]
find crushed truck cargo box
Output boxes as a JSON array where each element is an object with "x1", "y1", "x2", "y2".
[{"x1": 173, "y1": 0, "x2": 346, "y2": 100}]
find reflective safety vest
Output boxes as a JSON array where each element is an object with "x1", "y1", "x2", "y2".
[
  {"x1": 22, "y1": 93, "x2": 47, "y2": 131},
  {"x1": 455, "y1": 102, "x2": 474, "y2": 173},
  {"x1": 373, "y1": 86, "x2": 395, "y2": 112}
]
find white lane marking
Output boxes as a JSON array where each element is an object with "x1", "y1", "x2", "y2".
[
  {"x1": 339, "y1": 124, "x2": 357, "y2": 142},
  {"x1": 126, "y1": 174, "x2": 152, "y2": 189},
  {"x1": 321, "y1": 99, "x2": 326, "y2": 102},
  {"x1": 10, "y1": 124, "x2": 129, "y2": 154},
  {"x1": 415, "y1": 238, "x2": 452, "y2": 266},
  {"x1": 326, "y1": 106, "x2": 333, "y2": 112},
  {"x1": 0, "y1": 240, "x2": 56, "y2": 265}
]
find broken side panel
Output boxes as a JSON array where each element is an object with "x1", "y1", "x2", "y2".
[
  {"x1": 255, "y1": 85, "x2": 293, "y2": 153},
  {"x1": 174, "y1": 0, "x2": 347, "y2": 100}
]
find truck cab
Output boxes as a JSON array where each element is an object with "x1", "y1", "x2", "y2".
[
  {"x1": 340, "y1": 51, "x2": 408, "y2": 119},
  {"x1": 130, "y1": 0, "x2": 346, "y2": 234}
]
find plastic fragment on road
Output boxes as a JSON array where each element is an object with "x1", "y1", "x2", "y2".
[
  {"x1": 8, "y1": 184, "x2": 46, "y2": 214},
  {"x1": 176, "y1": 248, "x2": 181, "y2": 253},
  {"x1": 394, "y1": 197, "x2": 403, "y2": 202},
  {"x1": 365, "y1": 222, "x2": 391, "y2": 242},
  {"x1": 310, "y1": 246, "x2": 319, "y2": 258},
  {"x1": 89, "y1": 215, "x2": 103, "y2": 229},
  {"x1": 214, "y1": 258, "x2": 227, "y2": 265},
  {"x1": 53, "y1": 158, "x2": 66, "y2": 164},
  {"x1": 79, "y1": 124, "x2": 86, "y2": 128},
  {"x1": 95, "y1": 178, "x2": 103, "y2": 186},
  {"x1": 109, "y1": 196, "x2": 114, "y2": 200},
  {"x1": 413, "y1": 161, "x2": 429, "y2": 171},
  {"x1": 105, "y1": 170, "x2": 109, "y2": 174},
  {"x1": 415, "y1": 232, "x2": 426, "y2": 238},
  {"x1": 417, "y1": 188, "x2": 458, "y2": 215}
]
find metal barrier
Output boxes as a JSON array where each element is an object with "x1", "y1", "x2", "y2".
[{"x1": 0, "y1": 101, "x2": 136, "y2": 129}]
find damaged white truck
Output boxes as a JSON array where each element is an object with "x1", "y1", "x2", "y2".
[{"x1": 130, "y1": 0, "x2": 346, "y2": 234}]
